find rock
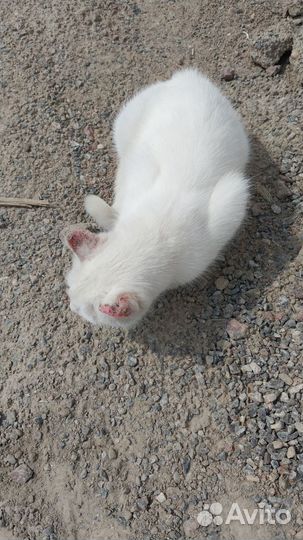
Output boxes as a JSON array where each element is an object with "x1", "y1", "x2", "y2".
[
  {"x1": 242, "y1": 361, "x2": 261, "y2": 374},
  {"x1": 221, "y1": 68, "x2": 236, "y2": 81},
  {"x1": 5, "y1": 410, "x2": 17, "y2": 425},
  {"x1": 279, "y1": 373, "x2": 293, "y2": 385},
  {"x1": 295, "y1": 422, "x2": 303, "y2": 433},
  {"x1": 295, "y1": 530, "x2": 303, "y2": 540},
  {"x1": 289, "y1": 383, "x2": 303, "y2": 395},
  {"x1": 189, "y1": 411, "x2": 211, "y2": 432},
  {"x1": 226, "y1": 319, "x2": 248, "y2": 339},
  {"x1": 155, "y1": 492, "x2": 166, "y2": 503},
  {"x1": 264, "y1": 392, "x2": 279, "y2": 403},
  {"x1": 283, "y1": 0, "x2": 303, "y2": 17},
  {"x1": 182, "y1": 455, "x2": 191, "y2": 474},
  {"x1": 273, "y1": 440, "x2": 284, "y2": 449},
  {"x1": 124, "y1": 510, "x2": 133, "y2": 522},
  {"x1": 108, "y1": 447, "x2": 118, "y2": 460},
  {"x1": 183, "y1": 518, "x2": 199, "y2": 537},
  {"x1": 287, "y1": 446, "x2": 296, "y2": 458},
  {"x1": 215, "y1": 276, "x2": 229, "y2": 290},
  {"x1": 136, "y1": 497, "x2": 149, "y2": 511},
  {"x1": 271, "y1": 204, "x2": 282, "y2": 214},
  {"x1": 266, "y1": 65, "x2": 281, "y2": 76},
  {"x1": 11, "y1": 464, "x2": 34, "y2": 484},
  {"x1": 290, "y1": 29, "x2": 303, "y2": 81},
  {"x1": 250, "y1": 23, "x2": 293, "y2": 68},
  {"x1": 275, "y1": 179, "x2": 292, "y2": 199},
  {"x1": 127, "y1": 355, "x2": 138, "y2": 367}
]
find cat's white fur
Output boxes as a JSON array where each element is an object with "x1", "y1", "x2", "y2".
[{"x1": 63, "y1": 69, "x2": 250, "y2": 328}]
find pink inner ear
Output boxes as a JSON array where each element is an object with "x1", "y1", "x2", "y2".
[
  {"x1": 99, "y1": 294, "x2": 132, "y2": 319},
  {"x1": 67, "y1": 229, "x2": 99, "y2": 260}
]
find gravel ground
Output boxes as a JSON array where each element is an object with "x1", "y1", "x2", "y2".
[{"x1": 1, "y1": 0, "x2": 303, "y2": 539}]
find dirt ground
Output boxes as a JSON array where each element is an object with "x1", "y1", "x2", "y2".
[{"x1": 1, "y1": 0, "x2": 303, "y2": 539}]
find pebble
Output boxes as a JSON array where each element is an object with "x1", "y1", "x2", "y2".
[
  {"x1": 226, "y1": 319, "x2": 248, "y2": 339},
  {"x1": 6, "y1": 410, "x2": 17, "y2": 425},
  {"x1": 264, "y1": 392, "x2": 279, "y2": 403},
  {"x1": 183, "y1": 518, "x2": 199, "y2": 537},
  {"x1": 11, "y1": 464, "x2": 34, "y2": 484},
  {"x1": 284, "y1": 0, "x2": 303, "y2": 17},
  {"x1": 136, "y1": 497, "x2": 149, "y2": 511},
  {"x1": 295, "y1": 422, "x2": 303, "y2": 433},
  {"x1": 266, "y1": 65, "x2": 281, "y2": 76},
  {"x1": 155, "y1": 492, "x2": 166, "y2": 503},
  {"x1": 127, "y1": 355, "x2": 138, "y2": 367},
  {"x1": 279, "y1": 373, "x2": 293, "y2": 385},
  {"x1": 287, "y1": 446, "x2": 296, "y2": 459},
  {"x1": 215, "y1": 276, "x2": 229, "y2": 290},
  {"x1": 250, "y1": 23, "x2": 293, "y2": 68},
  {"x1": 221, "y1": 68, "x2": 236, "y2": 81}
]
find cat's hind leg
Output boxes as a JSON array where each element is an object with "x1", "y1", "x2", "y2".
[{"x1": 85, "y1": 194, "x2": 117, "y2": 230}]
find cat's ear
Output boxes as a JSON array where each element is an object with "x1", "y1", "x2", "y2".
[
  {"x1": 61, "y1": 227, "x2": 106, "y2": 261},
  {"x1": 99, "y1": 293, "x2": 140, "y2": 319}
]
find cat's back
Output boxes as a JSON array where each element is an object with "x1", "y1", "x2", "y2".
[{"x1": 134, "y1": 69, "x2": 249, "y2": 182}]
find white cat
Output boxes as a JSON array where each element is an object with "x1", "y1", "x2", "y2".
[{"x1": 62, "y1": 69, "x2": 250, "y2": 328}]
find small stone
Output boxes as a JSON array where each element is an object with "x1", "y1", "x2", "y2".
[
  {"x1": 173, "y1": 471, "x2": 180, "y2": 482},
  {"x1": 11, "y1": 464, "x2": 34, "y2": 484},
  {"x1": 290, "y1": 29, "x2": 303, "y2": 81},
  {"x1": 250, "y1": 23, "x2": 293, "y2": 68},
  {"x1": 264, "y1": 392, "x2": 279, "y2": 403},
  {"x1": 127, "y1": 355, "x2": 138, "y2": 367},
  {"x1": 287, "y1": 446, "x2": 296, "y2": 458},
  {"x1": 108, "y1": 448, "x2": 118, "y2": 460},
  {"x1": 295, "y1": 422, "x2": 303, "y2": 433},
  {"x1": 284, "y1": 0, "x2": 303, "y2": 18},
  {"x1": 271, "y1": 204, "x2": 282, "y2": 214},
  {"x1": 136, "y1": 497, "x2": 149, "y2": 511},
  {"x1": 182, "y1": 455, "x2": 191, "y2": 474},
  {"x1": 215, "y1": 276, "x2": 229, "y2": 290},
  {"x1": 100, "y1": 488, "x2": 108, "y2": 498},
  {"x1": 6, "y1": 410, "x2": 17, "y2": 425},
  {"x1": 5, "y1": 454, "x2": 17, "y2": 465},
  {"x1": 221, "y1": 67, "x2": 236, "y2": 81},
  {"x1": 289, "y1": 383, "x2": 303, "y2": 395},
  {"x1": 184, "y1": 518, "x2": 199, "y2": 537},
  {"x1": 273, "y1": 440, "x2": 284, "y2": 449},
  {"x1": 122, "y1": 510, "x2": 132, "y2": 522},
  {"x1": 279, "y1": 373, "x2": 293, "y2": 385},
  {"x1": 189, "y1": 411, "x2": 211, "y2": 432},
  {"x1": 242, "y1": 361, "x2": 261, "y2": 374},
  {"x1": 275, "y1": 179, "x2": 292, "y2": 199},
  {"x1": 226, "y1": 319, "x2": 248, "y2": 339},
  {"x1": 155, "y1": 492, "x2": 166, "y2": 503},
  {"x1": 250, "y1": 391, "x2": 263, "y2": 403},
  {"x1": 266, "y1": 65, "x2": 281, "y2": 76}
]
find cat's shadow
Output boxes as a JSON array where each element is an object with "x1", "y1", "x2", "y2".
[{"x1": 129, "y1": 137, "x2": 301, "y2": 359}]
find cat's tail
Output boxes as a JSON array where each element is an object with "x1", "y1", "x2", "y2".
[
  {"x1": 208, "y1": 171, "x2": 250, "y2": 247},
  {"x1": 85, "y1": 195, "x2": 117, "y2": 230}
]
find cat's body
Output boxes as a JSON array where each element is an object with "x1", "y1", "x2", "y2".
[{"x1": 63, "y1": 69, "x2": 250, "y2": 327}]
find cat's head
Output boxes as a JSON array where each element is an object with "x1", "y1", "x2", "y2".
[{"x1": 61, "y1": 226, "x2": 151, "y2": 328}]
